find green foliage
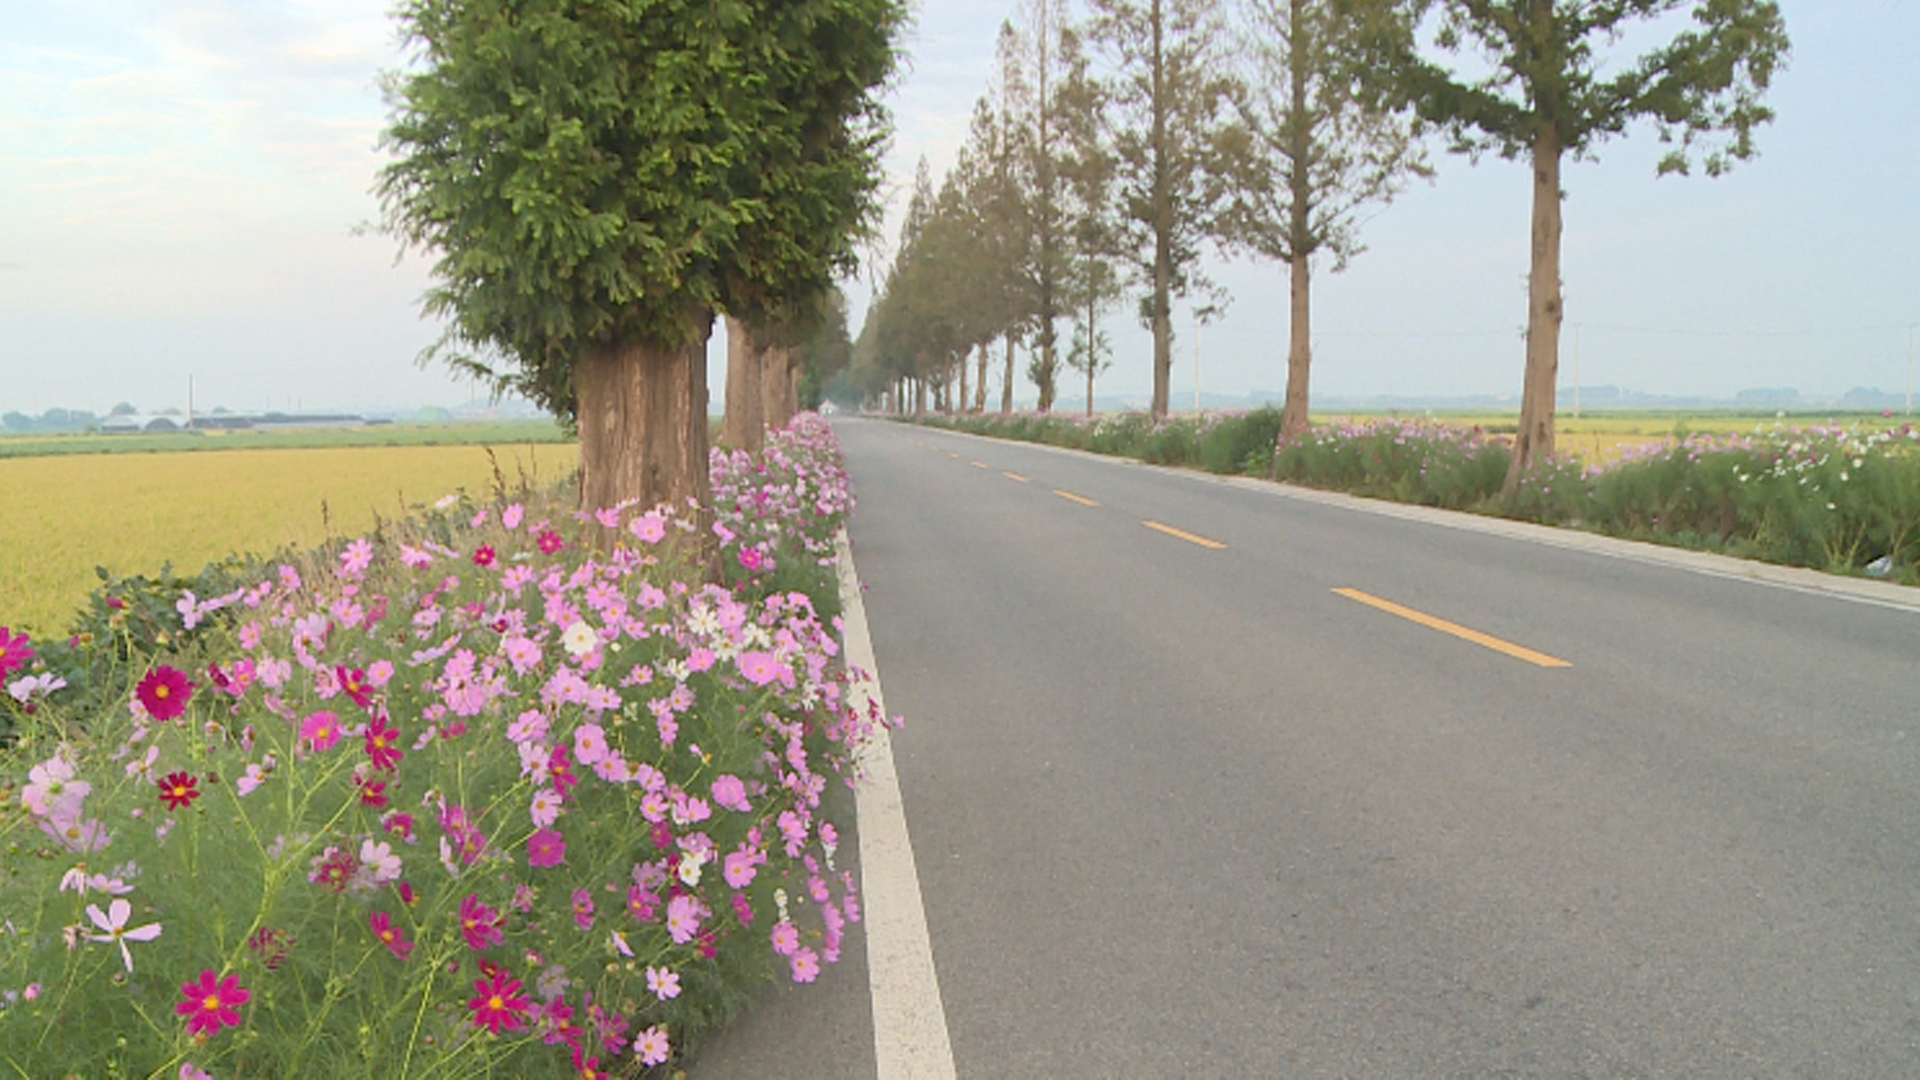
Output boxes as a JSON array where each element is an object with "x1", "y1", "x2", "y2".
[
  {"x1": 1199, "y1": 407, "x2": 1284, "y2": 474},
  {"x1": 1384, "y1": 1, "x2": 1790, "y2": 170},
  {"x1": 379, "y1": 0, "x2": 903, "y2": 418}
]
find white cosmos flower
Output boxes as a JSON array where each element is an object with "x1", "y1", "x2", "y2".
[
  {"x1": 86, "y1": 899, "x2": 161, "y2": 973},
  {"x1": 561, "y1": 622, "x2": 599, "y2": 658}
]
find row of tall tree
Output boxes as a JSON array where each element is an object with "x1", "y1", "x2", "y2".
[{"x1": 856, "y1": 0, "x2": 1785, "y2": 491}]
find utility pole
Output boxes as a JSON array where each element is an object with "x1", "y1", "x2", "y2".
[{"x1": 1908, "y1": 325, "x2": 1914, "y2": 417}]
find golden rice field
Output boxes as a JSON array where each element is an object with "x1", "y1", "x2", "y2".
[{"x1": 0, "y1": 442, "x2": 578, "y2": 637}]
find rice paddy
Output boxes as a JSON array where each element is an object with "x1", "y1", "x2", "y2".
[{"x1": 0, "y1": 441, "x2": 579, "y2": 637}]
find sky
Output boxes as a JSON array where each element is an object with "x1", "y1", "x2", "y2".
[{"x1": 3, "y1": 1, "x2": 1916, "y2": 418}]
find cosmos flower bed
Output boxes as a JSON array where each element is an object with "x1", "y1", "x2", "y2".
[
  {"x1": 0, "y1": 413, "x2": 883, "y2": 1077},
  {"x1": 1273, "y1": 417, "x2": 1920, "y2": 579}
]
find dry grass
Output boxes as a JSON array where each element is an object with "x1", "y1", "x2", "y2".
[{"x1": 0, "y1": 443, "x2": 579, "y2": 637}]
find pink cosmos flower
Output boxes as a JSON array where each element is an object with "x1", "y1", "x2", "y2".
[
  {"x1": 467, "y1": 969, "x2": 530, "y2": 1035},
  {"x1": 770, "y1": 920, "x2": 799, "y2": 957},
  {"x1": 370, "y1": 910, "x2": 414, "y2": 960},
  {"x1": 789, "y1": 946, "x2": 820, "y2": 984},
  {"x1": 359, "y1": 838, "x2": 403, "y2": 886},
  {"x1": 628, "y1": 513, "x2": 667, "y2": 545},
  {"x1": 635, "y1": 1025, "x2": 671, "y2": 1067},
  {"x1": 41, "y1": 805, "x2": 111, "y2": 853},
  {"x1": 502, "y1": 503, "x2": 524, "y2": 529},
  {"x1": 571, "y1": 723, "x2": 608, "y2": 766},
  {"x1": 22, "y1": 752, "x2": 89, "y2": 818},
  {"x1": 538, "y1": 529, "x2": 564, "y2": 554},
  {"x1": 723, "y1": 848, "x2": 762, "y2": 890},
  {"x1": 664, "y1": 894, "x2": 707, "y2": 945},
  {"x1": 338, "y1": 538, "x2": 373, "y2": 579},
  {"x1": 526, "y1": 827, "x2": 567, "y2": 869},
  {"x1": 571, "y1": 888, "x2": 596, "y2": 931},
  {"x1": 529, "y1": 787, "x2": 562, "y2": 828},
  {"x1": 645, "y1": 966, "x2": 681, "y2": 1001},
  {"x1": 299, "y1": 710, "x2": 342, "y2": 752},
  {"x1": 180, "y1": 1064, "x2": 213, "y2": 1080},
  {"x1": 503, "y1": 636, "x2": 542, "y2": 675},
  {"x1": 735, "y1": 651, "x2": 781, "y2": 687},
  {"x1": 136, "y1": 666, "x2": 194, "y2": 722},
  {"x1": 472, "y1": 545, "x2": 496, "y2": 568},
  {"x1": 460, "y1": 894, "x2": 504, "y2": 951},
  {"x1": 709, "y1": 774, "x2": 752, "y2": 813},
  {"x1": 176, "y1": 969, "x2": 249, "y2": 1036}
]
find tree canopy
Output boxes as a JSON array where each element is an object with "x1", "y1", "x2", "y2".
[{"x1": 378, "y1": 0, "x2": 903, "y2": 422}]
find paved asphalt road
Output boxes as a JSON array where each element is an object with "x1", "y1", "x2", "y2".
[{"x1": 692, "y1": 417, "x2": 1920, "y2": 1079}]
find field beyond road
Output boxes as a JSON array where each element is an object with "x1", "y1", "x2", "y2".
[{"x1": 1, "y1": 441, "x2": 578, "y2": 636}]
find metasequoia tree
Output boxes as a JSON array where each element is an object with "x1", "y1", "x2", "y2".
[
  {"x1": 1056, "y1": 28, "x2": 1124, "y2": 417},
  {"x1": 1367, "y1": 0, "x2": 1787, "y2": 490},
  {"x1": 1225, "y1": 0, "x2": 1429, "y2": 437},
  {"x1": 1086, "y1": 0, "x2": 1237, "y2": 418},
  {"x1": 1007, "y1": 0, "x2": 1077, "y2": 412},
  {"x1": 380, "y1": 0, "x2": 901, "y2": 513}
]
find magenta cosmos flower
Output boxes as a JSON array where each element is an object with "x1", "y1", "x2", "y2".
[
  {"x1": 136, "y1": 665, "x2": 194, "y2": 721},
  {"x1": 176, "y1": 969, "x2": 249, "y2": 1036},
  {"x1": 460, "y1": 894, "x2": 504, "y2": 951},
  {"x1": 526, "y1": 827, "x2": 566, "y2": 869},
  {"x1": 363, "y1": 713, "x2": 404, "y2": 772},
  {"x1": 0, "y1": 626, "x2": 32, "y2": 678},
  {"x1": 467, "y1": 969, "x2": 531, "y2": 1035},
  {"x1": 369, "y1": 910, "x2": 414, "y2": 960},
  {"x1": 300, "y1": 710, "x2": 342, "y2": 752}
]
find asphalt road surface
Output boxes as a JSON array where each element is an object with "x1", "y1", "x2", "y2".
[{"x1": 691, "y1": 417, "x2": 1920, "y2": 1079}]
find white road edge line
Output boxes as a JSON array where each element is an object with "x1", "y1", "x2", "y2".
[{"x1": 836, "y1": 528, "x2": 958, "y2": 1080}]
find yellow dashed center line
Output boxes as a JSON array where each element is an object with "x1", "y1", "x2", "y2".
[
  {"x1": 1142, "y1": 520, "x2": 1226, "y2": 550},
  {"x1": 1331, "y1": 588, "x2": 1571, "y2": 669},
  {"x1": 1053, "y1": 489, "x2": 1100, "y2": 507},
  {"x1": 1003, "y1": 472, "x2": 1029, "y2": 483},
  {"x1": 970, "y1": 460, "x2": 989, "y2": 469}
]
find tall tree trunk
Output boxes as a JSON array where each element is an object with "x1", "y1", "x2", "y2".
[
  {"x1": 1001, "y1": 337, "x2": 1016, "y2": 413},
  {"x1": 576, "y1": 316, "x2": 711, "y2": 538},
  {"x1": 914, "y1": 376, "x2": 927, "y2": 415},
  {"x1": 758, "y1": 338, "x2": 794, "y2": 436},
  {"x1": 958, "y1": 346, "x2": 969, "y2": 410},
  {"x1": 1282, "y1": 251, "x2": 1313, "y2": 436},
  {"x1": 1280, "y1": 0, "x2": 1313, "y2": 439},
  {"x1": 975, "y1": 344, "x2": 990, "y2": 412},
  {"x1": 1148, "y1": 0, "x2": 1173, "y2": 419},
  {"x1": 1506, "y1": 120, "x2": 1563, "y2": 495},
  {"x1": 722, "y1": 315, "x2": 766, "y2": 454}
]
